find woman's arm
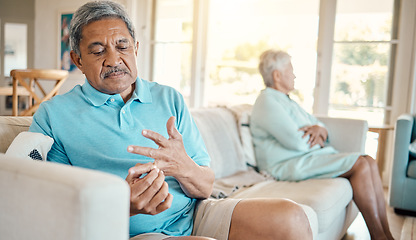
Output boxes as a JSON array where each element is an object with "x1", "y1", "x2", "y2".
[{"x1": 252, "y1": 97, "x2": 311, "y2": 151}]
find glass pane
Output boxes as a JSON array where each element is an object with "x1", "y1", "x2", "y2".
[
  {"x1": 334, "y1": 0, "x2": 393, "y2": 42},
  {"x1": 205, "y1": 0, "x2": 319, "y2": 110},
  {"x1": 4, "y1": 23, "x2": 27, "y2": 77},
  {"x1": 152, "y1": 43, "x2": 192, "y2": 102},
  {"x1": 154, "y1": 0, "x2": 193, "y2": 42},
  {"x1": 329, "y1": 43, "x2": 390, "y2": 125},
  {"x1": 329, "y1": 0, "x2": 394, "y2": 126}
]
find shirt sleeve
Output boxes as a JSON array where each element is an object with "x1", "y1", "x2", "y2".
[{"x1": 29, "y1": 103, "x2": 71, "y2": 165}]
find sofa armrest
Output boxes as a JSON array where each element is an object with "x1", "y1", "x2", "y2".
[
  {"x1": 0, "y1": 154, "x2": 130, "y2": 240},
  {"x1": 389, "y1": 114, "x2": 414, "y2": 208},
  {"x1": 315, "y1": 115, "x2": 368, "y2": 153}
]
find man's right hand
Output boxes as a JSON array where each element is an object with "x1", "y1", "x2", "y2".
[{"x1": 126, "y1": 162, "x2": 173, "y2": 216}]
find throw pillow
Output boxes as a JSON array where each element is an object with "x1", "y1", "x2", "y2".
[
  {"x1": 228, "y1": 104, "x2": 257, "y2": 166},
  {"x1": 5, "y1": 131, "x2": 54, "y2": 161},
  {"x1": 410, "y1": 139, "x2": 416, "y2": 158},
  {"x1": 237, "y1": 111, "x2": 256, "y2": 166}
]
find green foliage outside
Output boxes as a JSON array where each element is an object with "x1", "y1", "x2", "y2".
[{"x1": 332, "y1": 17, "x2": 391, "y2": 109}]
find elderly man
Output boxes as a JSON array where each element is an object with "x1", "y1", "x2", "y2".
[{"x1": 29, "y1": 1, "x2": 312, "y2": 240}]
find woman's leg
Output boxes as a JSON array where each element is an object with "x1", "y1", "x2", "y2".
[
  {"x1": 340, "y1": 156, "x2": 393, "y2": 240},
  {"x1": 228, "y1": 198, "x2": 312, "y2": 240},
  {"x1": 363, "y1": 155, "x2": 394, "y2": 239}
]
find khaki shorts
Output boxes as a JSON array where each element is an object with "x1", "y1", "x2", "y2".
[{"x1": 129, "y1": 198, "x2": 241, "y2": 240}]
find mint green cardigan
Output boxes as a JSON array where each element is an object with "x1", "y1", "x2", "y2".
[{"x1": 250, "y1": 88, "x2": 360, "y2": 181}]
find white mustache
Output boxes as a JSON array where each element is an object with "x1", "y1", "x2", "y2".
[{"x1": 101, "y1": 67, "x2": 130, "y2": 78}]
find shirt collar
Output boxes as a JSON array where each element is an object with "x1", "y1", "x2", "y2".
[
  {"x1": 265, "y1": 87, "x2": 292, "y2": 102},
  {"x1": 81, "y1": 77, "x2": 153, "y2": 106},
  {"x1": 133, "y1": 77, "x2": 152, "y2": 103}
]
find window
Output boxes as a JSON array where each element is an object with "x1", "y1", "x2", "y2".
[
  {"x1": 328, "y1": 0, "x2": 396, "y2": 125},
  {"x1": 149, "y1": 0, "x2": 403, "y2": 124},
  {"x1": 4, "y1": 23, "x2": 28, "y2": 77},
  {"x1": 204, "y1": 0, "x2": 320, "y2": 110},
  {"x1": 0, "y1": 22, "x2": 29, "y2": 115},
  {"x1": 150, "y1": 0, "x2": 194, "y2": 104}
]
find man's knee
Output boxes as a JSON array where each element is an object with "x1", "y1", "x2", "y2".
[
  {"x1": 268, "y1": 199, "x2": 312, "y2": 239},
  {"x1": 275, "y1": 199, "x2": 310, "y2": 226},
  {"x1": 255, "y1": 199, "x2": 312, "y2": 239}
]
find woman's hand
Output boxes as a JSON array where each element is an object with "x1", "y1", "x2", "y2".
[{"x1": 299, "y1": 125, "x2": 328, "y2": 148}]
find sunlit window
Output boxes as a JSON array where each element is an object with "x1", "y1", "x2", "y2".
[
  {"x1": 204, "y1": 0, "x2": 320, "y2": 110},
  {"x1": 328, "y1": 0, "x2": 395, "y2": 126},
  {"x1": 151, "y1": 0, "x2": 193, "y2": 103}
]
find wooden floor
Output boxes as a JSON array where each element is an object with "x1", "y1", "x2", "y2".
[{"x1": 341, "y1": 188, "x2": 407, "y2": 240}]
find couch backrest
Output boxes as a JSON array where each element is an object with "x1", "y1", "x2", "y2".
[
  {"x1": 0, "y1": 108, "x2": 250, "y2": 180},
  {"x1": 190, "y1": 107, "x2": 248, "y2": 179},
  {"x1": 0, "y1": 117, "x2": 32, "y2": 153}
]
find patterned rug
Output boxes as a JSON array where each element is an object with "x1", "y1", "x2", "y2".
[{"x1": 401, "y1": 217, "x2": 416, "y2": 240}]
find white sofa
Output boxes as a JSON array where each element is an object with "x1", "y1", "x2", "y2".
[{"x1": 0, "y1": 105, "x2": 368, "y2": 240}]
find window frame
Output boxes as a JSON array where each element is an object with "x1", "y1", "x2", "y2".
[{"x1": 143, "y1": 0, "x2": 416, "y2": 120}]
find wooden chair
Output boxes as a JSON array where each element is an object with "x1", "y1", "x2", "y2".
[
  {"x1": 9, "y1": 69, "x2": 68, "y2": 116},
  {"x1": 0, "y1": 85, "x2": 32, "y2": 113}
]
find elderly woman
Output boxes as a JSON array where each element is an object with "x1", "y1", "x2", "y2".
[{"x1": 250, "y1": 49, "x2": 394, "y2": 240}]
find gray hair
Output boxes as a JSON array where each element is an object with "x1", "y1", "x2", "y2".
[
  {"x1": 258, "y1": 49, "x2": 291, "y2": 87},
  {"x1": 69, "y1": 1, "x2": 136, "y2": 57}
]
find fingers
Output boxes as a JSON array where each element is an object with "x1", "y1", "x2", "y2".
[
  {"x1": 309, "y1": 136, "x2": 325, "y2": 148},
  {"x1": 127, "y1": 145, "x2": 169, "y2": 162},
  {"x1": 141, "y1": 129, "x2": 168, "y2": 147},
  {"x1": 126, "y1": 162, "x2": 156, "y2": 183},
  {"x1": 138, "y1": 116, "x2": 180, "y2": 147},
  {"x1": 128, "y1": 166, "x2": 159, "y2": 191},
  {"x1": 130, "y1": 169, "x2": 172, "y2": 215},
  {"x1": 166, "y1": 116, "x2": 181, "y2": 140},
  {"x1": 149, "y1": 182, "x2": 173, "y2": 214},
  {"x1": 156, "y1": 192, "x2": 173, "y2": 213},
  {"x1": 299, "y1": 126, "x2": 312, "y2": 139}
]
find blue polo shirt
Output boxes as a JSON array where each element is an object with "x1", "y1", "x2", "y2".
[{"x1": 29, "y1": 77, "x2": 211, "y2": 237}]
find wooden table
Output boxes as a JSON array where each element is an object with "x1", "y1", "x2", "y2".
[{"x1": 368, "y1": 125, "x2": 394, "y2": 176}]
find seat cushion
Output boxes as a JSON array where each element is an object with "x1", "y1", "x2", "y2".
[
  {"x1": 0, "y1": 117, "x2": 33, "y2": 153},
  {"x1": 229, "y1": 178, "x2": 353, "y2": 233},
  {"x1": 407, "y1": 160, "x2": 416, "y2": 178}
]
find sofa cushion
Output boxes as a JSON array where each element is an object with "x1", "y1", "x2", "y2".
[
  {"x1": 229, "y1": 177, "x2": 353, "y2": 233},
  {"x1": 407, "y1": 160, "x2": 416, "y2": 178},
  {"x1": 0, "y1": 117, "x2": 33, "y2": 153},
  {"x1": 5, "y1": 131, "x2": 53, "y2": 161},
  {"x1": 191, "y1": 107, "x2": 247, "y2": 179}
]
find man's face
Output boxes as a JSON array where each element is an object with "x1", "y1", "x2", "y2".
[{"x1": 70, "y1": 18, "x2": 138, "y2": 99}]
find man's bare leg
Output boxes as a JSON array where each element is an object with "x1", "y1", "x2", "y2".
[{"x1": 228, "y1": 198, "x2": 313, "y2": 240}]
